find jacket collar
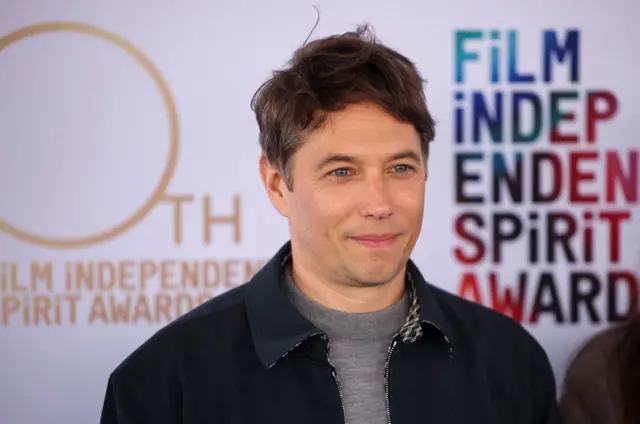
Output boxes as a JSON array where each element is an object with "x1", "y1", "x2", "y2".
[{"x1": 245, "y1": 241, "x2": 453, "y2": 369}]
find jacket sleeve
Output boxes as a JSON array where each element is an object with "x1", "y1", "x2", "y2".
[
  {"x1": 99, "y1": 376, "x2": 120, "y2": 424},
  {"x1": 99, "y1": 367, "x2": 183, "y2": 424},
  {"x1": 99, "y1": 332, "x2": 183, "y2": 424},
  {"x1": 529, "y1": 337, "x2": 562, "y2": 424}
]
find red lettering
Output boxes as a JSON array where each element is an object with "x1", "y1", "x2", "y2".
[
  {"x1": 453, "y1": 214, "x2": 485, "y2": 264},
  {"x1": 550, "y1": 92, "x2": 579, "y2": 144},
  {"x1": 606, "y1": 150, "x2": 638, "y2": 203},
  {"x1": 489, "y1": 273, "x2": 527, "y2": 322},
  {"x1": 599, "y1": 210, "x2": 632, "y2": 263},
  {"x1": 587, "y1": 91, "x2": 618, "y2": 143},
  {"x1": 458, "y1": 273, "x2": 483, "y2": 304},
  {"x1": 569, "y1": 151, "x2": 599, "y2": 203}
]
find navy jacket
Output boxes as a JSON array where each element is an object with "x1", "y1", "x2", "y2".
[{"x1": 100, "y1": 241, "x2": 561, "y2": 423}]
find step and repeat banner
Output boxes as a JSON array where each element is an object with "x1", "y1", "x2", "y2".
[{"x1": 1, "y1": 1, "x2": 638, "y2": 423}]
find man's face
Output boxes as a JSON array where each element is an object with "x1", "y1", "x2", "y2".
[{"x1": 262, "y1": 102, "x2": 426, "y2": 287}]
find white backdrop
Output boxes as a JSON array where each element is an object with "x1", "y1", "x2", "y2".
[{"x1": 1, "y1": 1, "x2": 638, "y2": 423}]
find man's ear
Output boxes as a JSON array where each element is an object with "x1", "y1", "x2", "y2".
[{"x1": 259, "y1": 154, "x2": 289, "y2": 217}]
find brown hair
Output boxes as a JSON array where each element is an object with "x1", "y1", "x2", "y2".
[
  {"x1": 250, "y1": 24, "x2": 436, "y2": 190},
  {"x1": 615, "y1": 311, "x2": 640, "y2": 424}
]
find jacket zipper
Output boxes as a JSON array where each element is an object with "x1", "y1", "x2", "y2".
[
  {"x1": 384, "y1": 337, "x2": 399, "y2": 424},
  {"x1": 322, "y1": 334, "x2": 347, "y2": 424},
  {"x1": 270, "y1": 332, "x2": 347, "y2": 422}
]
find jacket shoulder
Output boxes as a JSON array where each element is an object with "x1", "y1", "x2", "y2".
[
  {"x1": 110, "y1": 283, "x2": 250, "y2": 379},
  {"x1": 426, "y1": 282, "x2": 558, "y2": 417},
  {"x1": 425, "y1": 282, "x2": 550, "y2": 368}
]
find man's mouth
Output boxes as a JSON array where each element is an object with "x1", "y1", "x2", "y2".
[{"x1": 350, "y1": 233, "x2": 399, "y2": 248}]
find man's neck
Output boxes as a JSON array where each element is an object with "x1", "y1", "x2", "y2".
[{"x1": 288, "y1": 258, "x2": 407, "y2": 314}]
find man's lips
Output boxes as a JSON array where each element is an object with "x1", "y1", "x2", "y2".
[{"x1": 350, "y1": 233, "x2": 399, "y2": 248}]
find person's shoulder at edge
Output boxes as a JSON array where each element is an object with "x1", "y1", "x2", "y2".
[
  {"x1": 559, "y1": 323, "x2": 626, "y2": 423},
  {"x1": 563, "y1": 323, "x2": 625, "y2": 384}
]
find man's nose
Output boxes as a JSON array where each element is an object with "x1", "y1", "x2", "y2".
[{"x1": 359, "y1": 176, "x2": 394, "y2": 219}]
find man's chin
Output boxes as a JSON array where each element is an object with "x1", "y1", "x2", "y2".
[
  {"x1": 349, "y1": 265, "x2": 403, "y2": 287},
  {"x1": 338, "y1": 244, "x2": 408, "y2": 283},
  {"x1": 354, "y1": 280, "x2": 390, "y2": 288}
]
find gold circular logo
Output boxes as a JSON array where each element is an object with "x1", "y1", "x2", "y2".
[{"x1": 0, "y1": 22, "x2": 179, "y2": 248}]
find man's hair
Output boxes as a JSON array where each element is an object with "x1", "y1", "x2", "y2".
[{"x1": 251, "y1": 24, "x2": 436, "y2": 190}]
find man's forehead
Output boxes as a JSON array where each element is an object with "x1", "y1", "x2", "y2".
[
  {"x1": 302, "y1": 127, "x2": 422, "y2": 156},
  {"x1": 321, "y1": 105, "x2": 414, "y2": 132}
]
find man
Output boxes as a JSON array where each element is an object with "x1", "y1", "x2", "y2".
[{"x1": 100, "y1": 25, "x2": 561, "y2": 424}]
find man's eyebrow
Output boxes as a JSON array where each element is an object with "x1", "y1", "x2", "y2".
[
  {"x1": 314, "y1": 149, "x2": 423, "y2": 172},
  {"x1": 314, "y1": 154, "x2": 358, "y2": 172},
  {"x1": 390, "y1": 149, "x2": 422, "y2": 163}
]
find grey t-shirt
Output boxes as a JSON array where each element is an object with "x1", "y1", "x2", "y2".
[{"x1": 284, "y1": 268, "x2": 409, "y2": 424}]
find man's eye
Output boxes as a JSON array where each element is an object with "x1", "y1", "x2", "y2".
[
  {"x1": 393, "y1": 164, "x2": 413, "y2": 173},
  {"x1": 331, "y1": 168, "x2": 351, "y2": 177}
]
